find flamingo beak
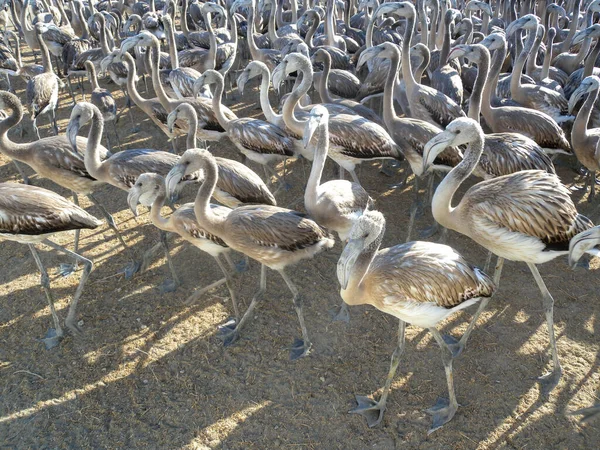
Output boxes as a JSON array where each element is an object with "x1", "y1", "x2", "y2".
[
  {"x1": 423, "y1": 131, "x2": 454, "y2": 174},
  {"x1": 127, "y1": 188, "x2": 141, "y2": 217},
  {"x1": 337, "y1": 238, "x2": 363, "y2": 290}
]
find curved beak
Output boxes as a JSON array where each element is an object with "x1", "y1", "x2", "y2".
[
  {"x1": 127, "y1": 188, "x2": 141, "y2": 217},
  {"x1": 192, "y1": 77, "x2": 205, "y2": 98},
  {"x1": 569, "y1": 227, "x2": 600, "y2": 269},
  {"x1": 423, "y1": 130, "x2": 454, "y2": 174},
  {"x1": 447, "y1": 46, "x2": 466, "y2": 61},
  {"x1": 237, "y1": 69, "x2": 249, "y2": 95},
  {"x1": 303, "y1": 114, "x2": 321, "y2": 149},
  {"x1": 271, "y1": 62, "x2": 286, "y2": 91},
  {"x1": 568, "y1": 86, "x2": 586, "y2": 115},
  {"x1": 337, "y1": 238, "x2": 363, "y2": 290},
  {"x1": 165, "y1": 163, "x2": 186, "y2": 199},
  {"x1": 375, "y1": 3, "x2": 400, "y2": 19},
  {"x1": 119, "y1": 36, "x2": 137, "y2": 55},
  {"x1": 66, "y1": 120, "x2": 80, "y2": 152},
  {"x1": 167, "y1": 110, "x2": 178, "y2": 134},
  {"x1": 506, "y1": 18, "x2": 526, "y2": 37},
  {"x1": 357, "y1": 46, "x2": 380, "y2": 70},
  {"x1": 572, "y1": 26, "x2": 595, "y2": 46}
]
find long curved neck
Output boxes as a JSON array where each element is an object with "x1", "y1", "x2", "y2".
[
  {"x1": 84, "y1": 107, "x2": 106, "y2": 181},
  {"x1": 418, "y1": 1, "x2": 428, "y2": 49},
  {"x1": 269, "y1": 1, "x2": 279, "y2": 41},
  {"x1": 205, "y1": 11, "x2": 217, "y2": 69},
  {"x1": 305, "y1": 121, "x2": 328, "y2": 212},
  {"x1": 469, "y1": 51, "x2": 490, "y2": 121},
  {"x1": 246, "y1": 4, "x2": 262, "y2": 61},
  {"x1": 401, "y1": 13, "x2": 417, "y2": 96},
  {"x1": 88, "y1": 63, "x2": 100, "y2": 90},
  {"x1": 584, "y1": 38, "x2": 600, "y2": 78},
  {"x1": 0, "y1": 94, "x2": 25, "y2": 156},
  {"x1": 282, "y1": 60, "x2": 313, "y2": 135},
  {"x1": 383, "y1": 48, "x2": 400, "y2": 127},
  {"x1": 98, "y1": 16, "x2": 111, "y2": 54},
  {"x1": 365, "y1": 8, "x2": 375, "y2": 48},
  {"x1": 149, "y1": 37, "x2": 175, "y2": 109},
  {"x1": 325, "y1": 0, "x2": 336, "y2": 47},
  {"x1": 122, "y1": 52, "x2": 147, "y2": 108},
  {"x1": 574, "y1": 87, "x2": 599, "y2": 138},
  {"x1": 526, "y1": 30, "x2": 543, "y2": 75},
  {"x1": 258, "y1": 66, "x2": 280, "y2": 124},
  {"x1": 439, "y1": 16, "x2": 452, "y2": 65},
  {"x1": 180, "y1": 0, "x2": 190, "y2": 37},
  {"x1": 194, "y1": 156, "x2": 226, "y2": 234},
  {"x1": 37, "y1": 31, "x2": 53, "y2": 73},
  {"x1": 432, "y1": 132, "x2": 484, "y2": 230},
  {"x1": 77, "y1": 2, "x2": 90, "y2": 39},
  {"x1": 185, "y1": 112, "x2": 198, "y2": 149},
  {"x1": 482, "y1": 41, "x2": 506, "y2": 123},
  {"x1": 342, "y1": 228, "x2": 384, "y2": 303},
  {"x1": 317, "y1": 53, "x2": 334, "y2": 103},
  {"x1": 429, "y1": 0, "x2": 439, "y2": 50},
  {"x1": 305, "y1": 14, "x2": 318, "y2": 47},
  {"x1": 149, "y1": 184, "x2": 171, "y2": 230},
  {"x1": 541, "y1": 31, "x2": 554, "y2": 79},
  {"x1": 10, "y1": 32, "x2": 23, "y2": 68},
  {"x1": 561, "y1": 0, "x2": 581, "y2": 52},
  {"x1": 210, "y1": 76, "x2": 232, "y2": 131},
  {"x1": 511, "y1": 29, "x2": 535, "y2": 96},
  {"x1": 164, "y1": 17, "x2": 179, "y2": 69}
]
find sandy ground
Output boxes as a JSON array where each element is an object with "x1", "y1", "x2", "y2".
[{"x1": 1, "y1": 48, "x2": 600, "y2": 450}]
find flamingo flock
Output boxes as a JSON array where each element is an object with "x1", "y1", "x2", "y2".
[{"x1": 1, "y1": 0, "x2": 600, "y2": 433}]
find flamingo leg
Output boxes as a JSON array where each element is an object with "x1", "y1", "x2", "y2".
[
  {"x1": 350, "y1": 319, "x2": 406, "y2": 427},
  {"x1": 527, "y1": 262, "x2": 562, "y2": 396},
  {"x1": 426, "y1": 327, "x2": 459, "y2": 434},
  {"x1": 87, "y1": 193, "x2": 140, "y2": 277},
  {"x1": 57, "y1": 193, "x2": 81, "y2": 277},
  {"x1": 443, "y1": 257, "x2": 504, "y2": 358},
  {"x1": 28, "y1": 244, "x2": 63, "y2": 349},
  {"x1": 218, "y1": 263, "x2": 266, "y2": 347},
  {"x1": 278, "y1": 267, "x2": 312, "y2": 360},
  {"x1": 213, "y1": 254, "x2": 240, "y2": 320},
  {"x1": 158, "y1": 230, "x2": 181, "y2": 293},
  {"x1": 43, "y1": 239, "x2": 93, "y2": 336},
  {"x1": 12, "y1": 160, "x2": 30, "y2": 184}
]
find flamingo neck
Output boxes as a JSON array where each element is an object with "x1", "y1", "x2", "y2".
[
  {"x1": 304, "y1": 121, "x2": 328, "y2": 213},
  {"x1": 432, "y1": 131, "x2": 484, "y2": 231},
  {"x1": 383, "y1": 48, "x2": 400, "y2": 127},
  {"x1": 282, "y1": 59, "x2": 313, "y2": 135},
  {"x1": 149, "y1": 182, "x2": 171, "y2": 231},
  {"x1": 0, "y1": 94, "x2": 25, "y2": 156},
  {"x1": 468, "y1": 50, "x2": 490, "y2": 122},
  {"x1": 317, "y1": 53, "x2": 334, "y2": 103},
  {"x1": 194, "y1": 155, "x2": 226, "y2": 235},
  {"x1": 258, "y1": 67, "x2": 280, "y2": 125},
  {"x1": 210, "y1": 76, "x2": 232, "y2": 131},
  {"x1": 84, "y1": 107, "x2": 106, "y2": 181}
]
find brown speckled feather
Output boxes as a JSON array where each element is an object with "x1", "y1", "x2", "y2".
[
  {"x1": 228, "y1": 206, "x2": 333, "y2": 252},
  {"x1": 366, "y1": 241, "x2": 495, "y2": 310},
  {"x1": 214, "y1": 157, "x2": 277, "y2": 205},
  {"x1": 468, "y1": 171, "x2": 593, "y2": 247},
  {"x1": 229, "y1": 119, "x2": 296, "y2": 156},
  {"x1": 0, "y1": 183, "x2": 102, "y2": 236}
]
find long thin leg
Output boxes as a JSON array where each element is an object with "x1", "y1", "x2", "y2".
[
  {"x1": 426, "y1": 327, "x2": 459, "y2": 434},
  {"x1": 527, "y1": 263, "x2": 562, "y2": 396},
  {"x1": 349, "y1": 168, "x2": 361, "y2": 185},
  {"x1": 43, "y1": 240, "x2": 93, "y2": 335},
  {"x1": 87, "y1": 193, "x2": 130, "y2": 253},
  {"x1": 112, "y1": 120, "x2": 121, "y2": 151},
  {"x1": 215, "y1": 255, "x2": 240, "y2": 320},
  {"x1": 278, "y1": 267, "x2": 312, "y2": 360},
  {"x1": 51, "y1": 109, "x2": 58, "y2": 135},
  {"x1": 405, "y1": 175, "x2": 421, "y2": 243},
  {"x1": 350, "y1": 320, "x2": 406, "y2": 427},
  {"x1": 218, "y1": 263, "x2": 266, "y2": 346},
  {"x1": 66, "y1": 76, "x2": 77, "y2": 104},
  {"x1": 158, "y1": 229, "x2": 181, "y2": 292},
  {"x1": 444, "y1": 257, "x2": 504, "y2": 358},
  {"x1": 12, "y1": 160, "x2": 30, "y2": 184},
  {"x1": 28, "y1": 244, "x2": 63, "y2": 348},
  {"x1": 87, "y1": 193, "x2": 140, "y2": 277},
  {"x1": 32, "y1": 117, "x2": 40, "y2": 140},
  {"x1": 57, "y1": 193, "x2": 81, "y2": 276},
  {"x1": 589, "y1": 171, "x2": 596, "y2": 203}
]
